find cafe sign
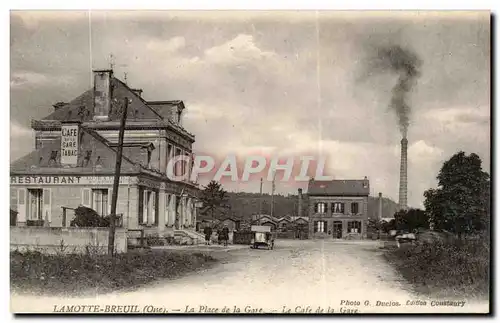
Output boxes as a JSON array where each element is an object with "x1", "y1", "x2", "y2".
[
  {"x1": 10, "y1": 175, "x2": 134, "y2": 186},
  {"x1": 61, "y1": 124, "x2": 79, "y2": 166}
]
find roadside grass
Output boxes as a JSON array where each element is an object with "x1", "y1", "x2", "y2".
[
  {"x1": 10, "y1": 249, "x2": 217, "y2": 297},
  {"x1": 383, "y1": 236, "x2": 490, "y2": 300}
]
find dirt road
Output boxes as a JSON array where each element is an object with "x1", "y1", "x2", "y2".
[{"x1": 10, "y1": 239, "x2": 488, "y2": 314}]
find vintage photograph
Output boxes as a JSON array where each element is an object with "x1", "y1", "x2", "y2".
[{"x1": 9, "y1": 10, "x2": 490, "y2": 314}]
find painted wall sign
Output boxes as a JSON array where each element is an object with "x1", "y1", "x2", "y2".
[
  {"x1": 10, "y1": 175, "x2": 134, "y2": 186},
  {"x1": 60, "y1": 124, "x2": 79, "y2": 166}
]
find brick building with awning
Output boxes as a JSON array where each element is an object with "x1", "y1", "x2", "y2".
[{"x1": 10, "y1": 69, "x2": 200, "y2": 241}]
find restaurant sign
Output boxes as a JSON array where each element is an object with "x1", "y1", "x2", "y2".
[
  {"x1": 10, "y1": 176, "x2": 134, "y2": 186},
  {"x1": 61, "y1": 124, "x2": 79, "y2": 166}
]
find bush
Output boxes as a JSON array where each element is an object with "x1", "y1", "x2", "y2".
[
  {"x1": 10, "y1": 249, "x2": 217, "y2": 296},
  {"x1": 70, "y1": 206, "x2": 110, "y2": 227},
  {"x1": 385, "y1": 235, "x2": 489, "y2": 299}
]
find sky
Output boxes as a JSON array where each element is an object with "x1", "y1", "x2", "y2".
[{"x1": 10, "y1": 11, "x2": 490, "y2": 208}]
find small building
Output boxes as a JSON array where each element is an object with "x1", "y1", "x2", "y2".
[
  {"x1": 10, "y1": 69, "x2": 200, "y2": 242},
  {"x1": 276, "y1": 216, "x2": 292, "y2": 231},
  {"x1": 307, "y1": 177, "x2": 370, "y2": 239}
]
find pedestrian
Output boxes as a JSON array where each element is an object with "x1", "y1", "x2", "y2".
[
  {"x1": 222, "y1": 225, "x2": 230, "y2": 247},
  {"x1": 203, "y1": 225, "x2": 213, "y2": 245}
]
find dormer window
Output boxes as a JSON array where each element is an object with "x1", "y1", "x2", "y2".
[
  {"x1": 48, "y1": 150, "x2": 58, "y2": 166},
  {"x1": 83, "y1": 150, "x2": 92, "y2": 167}
]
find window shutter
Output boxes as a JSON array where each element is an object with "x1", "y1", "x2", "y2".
[
  {"x1": 165, "y1": 194, "x2": 170, "y2": 226},
  {"x1": 170, "y1": 194, "x2": 176, "y2": 226},
  {"x1": 324, "y1": 221, "x2": 328, "y2": 233},
  {"x1": 313, "y1": 221, "x2": 318, "y2": 233},
  {"x1": 43, "y1": 188, "x2": 51, "y2": 224},
  {"x1": 82, "y1": 188, "x2": 91, "y2": 207},
  {"x1": 17, "y1": 189, "x2": 26, "y2": 223},
  {"x1": 341, "y1": 203, "x2": 345, "y2": 214},
  {"x1": 324, "y1": 203, "x2": 328, "y2": 214},
  {"x1": 11, "y1": 189, "x2": 18, "y2": 211},
  {"x1": 108, "y1": 188, "x2": 112, "y2": 216},
  {"x1": 152, "y1": 191, "x2": 157, "y2": 225},
  {"x1": 142, "y1": 190, "x2": 148, "y2": 224},
  {"x1": 314, "y1": 203, "x2": 318, "y2": 213}
]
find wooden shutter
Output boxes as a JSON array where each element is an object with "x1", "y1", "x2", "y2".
[
  {"x1": 142, "y1": 189, "x2": 148, "y2": 224},
  {"x1": 82, "y1": 188, "x2": 91, "y2": 207},
  {"x1": 43, "y1": 188, "x2": 51, "y2": 224},
  {"x1": 170, "y1": 194, "x2": 176, "y2": 226},
  {"x1": 314, "y1": 203, "x2": 318, "y2": 213},
  {"x1": 108, "y1": 188, "x2": 112, "y2": 216},
  {"x1": 17, "y1": 189, "x2": 26, "y2": 223},
  {"x1": 11, "y1": 189, "x2": 18, "y2": 211},
  {"x1": 313, "y1": 221, "x2": 318, "y2": 233},
  {"x1": 324, "y1": 221, "x2": 328, "y2": 234},
  {"x1": 324, "y1": 203, "x2": 328, "y2": 214},
  {"x1": 152, "y1": 191, "x2": 157, "y2": 225},
  {"x1": 164, "y1": 194, "x2": 170, "y2": 225},
  {"x1": 341, "y1": 203, "x2": 345, "y2": 214}
]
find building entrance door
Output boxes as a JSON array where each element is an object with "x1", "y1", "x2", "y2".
[{"x1": 333, "y1": 221, "x2": 342, "y2": 239}]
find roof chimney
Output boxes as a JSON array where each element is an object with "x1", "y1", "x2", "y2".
[
  {"x1": 93, "y1": 69, "x2": 113, "y2": 121},
  {"x1": 363, "y1": 176, "x2": 369, "y2": 189}
]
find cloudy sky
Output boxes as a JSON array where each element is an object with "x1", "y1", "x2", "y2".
[{"x1": 10, "y1": 11, "x2": 490, "y2": 208}]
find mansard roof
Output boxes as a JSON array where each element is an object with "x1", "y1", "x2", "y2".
[{"x1": 10, "y1": 125, "x2": 140, "y2": 175}]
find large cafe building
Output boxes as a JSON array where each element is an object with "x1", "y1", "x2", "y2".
[{"x1": 10, "y1": 69, "x2": 200, "y2": 239}]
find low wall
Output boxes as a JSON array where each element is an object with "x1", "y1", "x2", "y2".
[{"x1": 10, "y1": 227, "x2": 127, "y2": 254}]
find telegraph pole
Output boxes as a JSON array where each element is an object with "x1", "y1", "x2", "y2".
[
  {"x1": 108, "y1": 97, "x2": 128, "y2": 256},
  {"x1": 259, "y1": 177, "x2": 263, "y2": 225}
]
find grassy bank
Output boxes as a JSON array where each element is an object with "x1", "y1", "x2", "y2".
[
  {"x1": 384, "y1": 236, "x2": 490, "y2": 300},
  {"x1": 11, "y1": 249, "x2": 217, "y2": 297}
]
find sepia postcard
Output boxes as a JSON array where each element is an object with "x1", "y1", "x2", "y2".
[{"x1": 9, "y1": 10, "x2": 491, "y2": 314}]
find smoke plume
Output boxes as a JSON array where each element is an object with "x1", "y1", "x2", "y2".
[{"x1": 370, "y1": 45, "x2": 422, "y2": 138}]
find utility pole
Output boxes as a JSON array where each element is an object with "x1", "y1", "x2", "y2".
[
  {"x1": 270, "y1": 172, "x2": 276, "y2": 218},
  {"x1": 108, "y1": 97, "x2": 128, "y2": 256},
  {"x1": 259, "y1": 177, "x2": 263, "y2": 225}
]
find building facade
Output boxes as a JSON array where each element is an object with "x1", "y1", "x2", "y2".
[
  {"x1": 308, "y1": 178, "x2": 370, "y2": 239},
  {"x1": 10, "y1": 69, "x2": 200, "y2": 241}
]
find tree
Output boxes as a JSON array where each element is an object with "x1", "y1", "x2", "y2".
[
  {"x1": 423, "y1": 151, "x2": 490, "y2": 237},
  {"x1": 200, "y1": 181, "x2": 230, "y2": 222},
  {"x1": 393, "y1": 208, "x2": 429, "y2": 233}
]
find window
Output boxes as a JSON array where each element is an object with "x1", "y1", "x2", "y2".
[
  {"x1": 28, "y1": 189, "x2": 43, "y2": 221},
  {"x1": 332, "y1": 202, "x2": 345, "y2": 214},
  {"x1": 139, "y1": 188, "x2": 157, "y2": 225},
  {"x1": 314, "y1": 221, "x2": 327, "y2": 233},
  {"x1": 347, "y1": 221, "x2": 362, "y2": 234},
  {"x1": 351, "y1": 203, "x2": 359, "y2": 214},
  {"x1": 92, "y1": 189, "x2": 109, "y2": 216},
  {"x1": 175, "y1": 148, "x2": 182, "y2": 176},
  {"x1": 315, "y1": 202, "x2": 327, "y2": 214}
]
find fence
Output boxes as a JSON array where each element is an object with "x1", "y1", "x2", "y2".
[
  {"x1": 233, "y1": 231, "x2": 253, "y2": 245},
  {"x1": 10, "y1": 227, "x2": 127, "y2": 254}
]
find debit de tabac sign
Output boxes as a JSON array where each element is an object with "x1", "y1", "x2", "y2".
[{"x1": 61, "y1": 124, "x2": 79, "y2": 166}]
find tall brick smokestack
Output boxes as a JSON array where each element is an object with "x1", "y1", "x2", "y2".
[
  {"x1": 399, "y1": 137, "x2": 408, "y2": 211},
  {"x1": 298, "y1": 188, "x2": 303, "y2": 217}
]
